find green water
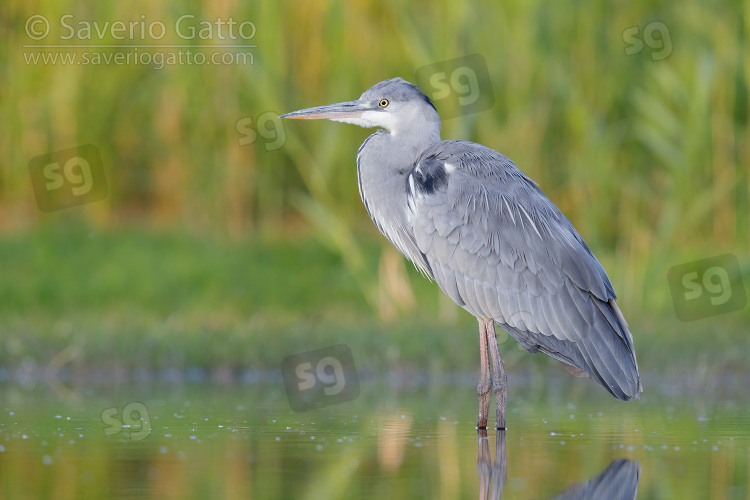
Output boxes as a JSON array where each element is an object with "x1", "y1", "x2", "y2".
[{"x1": 1, "y1": 376, "x2": 748, "y2": 499}]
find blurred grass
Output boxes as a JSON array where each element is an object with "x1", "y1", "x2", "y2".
[
  {"x1": 0, "y1": 223, "x2": 748, "y2": 386},
  {"x1": 1, "y1": 0, "x2": 749, "y2": 373}
]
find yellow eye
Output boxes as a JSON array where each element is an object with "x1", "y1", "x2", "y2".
[{"x1": 379, "y1": 99, "x2": 389, "y2": 107}]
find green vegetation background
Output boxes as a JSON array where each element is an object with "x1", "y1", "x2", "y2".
[{"x1": 1, "y1": 0, "x2": 748, "y2": 379}]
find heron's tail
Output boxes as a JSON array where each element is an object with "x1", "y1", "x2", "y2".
[
  {"x1": 608, "y1": 299, "x2": 643, "y2": 395},
  {"x1": 504, "y1": 298, "x2": 642, "y2": 401},
  {"x1": 576, "y1": 298, "x2": 642, "y2": 400}
]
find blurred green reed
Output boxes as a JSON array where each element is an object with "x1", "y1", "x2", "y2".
[{"x1": 2, "y1": 0, "x2": 748, "y2": 324}]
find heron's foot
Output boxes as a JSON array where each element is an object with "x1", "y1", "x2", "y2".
[{"x1": 477, "y1": 377, "x2": 491, "y2": 429}]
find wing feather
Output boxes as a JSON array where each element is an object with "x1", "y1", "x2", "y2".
[{"x1": 461, "y1": 274, "x2": 483, "y2": 317}]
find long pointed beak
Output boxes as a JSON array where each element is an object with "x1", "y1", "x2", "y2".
[{"x1": 279, "y1": 100, "x2": 370, "y2": 120}]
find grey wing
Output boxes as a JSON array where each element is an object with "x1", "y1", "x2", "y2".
[
  {"x1": 407, "y1": 140, "x2": 641, "y2": 400},
  {"x1": 550, "y1": 459, "x2": 641, "y2": 500}
]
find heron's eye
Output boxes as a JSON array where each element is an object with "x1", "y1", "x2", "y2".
[{"x1": 379, "y1": 99, "x2": 389, "y2": 108}]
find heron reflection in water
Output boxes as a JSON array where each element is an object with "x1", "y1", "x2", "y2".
[{"x1": 477, "y1": 430, "x2": 641, "y2": 499}]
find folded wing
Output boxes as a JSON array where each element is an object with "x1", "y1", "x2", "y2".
[{"x1": 406, "y1": 140, "x2": 641, "y2": 400}]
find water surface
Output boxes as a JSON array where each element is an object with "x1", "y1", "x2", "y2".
[{"x1": 1, "y1": 376, "x2": 748, "y2": 498}]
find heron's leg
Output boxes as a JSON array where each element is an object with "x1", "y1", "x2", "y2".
[
  {"x1": 485, "y1": 321, "x2": 507, "y2": 430},
  {"x1": 477, "y1": 320, "x2": 491, "y2": 429}
]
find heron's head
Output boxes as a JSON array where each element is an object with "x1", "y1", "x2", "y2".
[{"x1": 280, "y1": 78, "x2": 440, "y2": 137}]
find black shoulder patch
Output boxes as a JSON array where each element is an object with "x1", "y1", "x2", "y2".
[{"x1": 411, "y1": 157, "x2": 450, "y2": 195}]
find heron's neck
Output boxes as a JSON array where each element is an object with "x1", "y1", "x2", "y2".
[
  {"x1": 356, "y1": 126, "x2": 440, "y2": 258},
  {"x1": 378, "y1": 122, "x2": 441, "y2": 165},
  {"x1": 360, "y1": 126, "x2": 440, "y2": 178}
]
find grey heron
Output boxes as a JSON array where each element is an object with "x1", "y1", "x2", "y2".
[{"x1": 280, "y1": 78, "x2": 641, "y2": 429}]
